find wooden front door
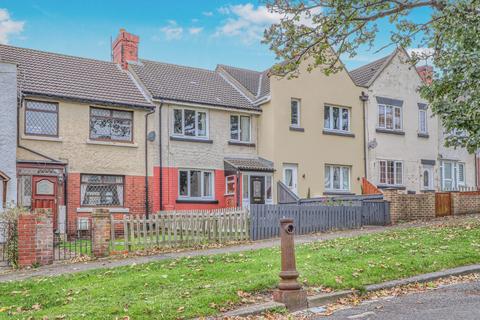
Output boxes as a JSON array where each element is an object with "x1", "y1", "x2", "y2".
[
  {"x1": 435, "y1": 192, "x2": 452, "y2": 217},
  {"x1": 32, "y1": 176, "x2": 58, "y2": 226}
]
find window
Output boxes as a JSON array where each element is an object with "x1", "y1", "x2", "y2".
[
  {"x1": 378, "y1": 104, "x2": 402, "y2": 130},
  {"x1": 419, "y1": 109, "x2": 428, "y2": 134},
  {"x1": 230, "y1": 115, "x2": 251, "y2": 142},
  {"x1": 441, "y1": 161, "x2": 465, "y2": 191},
  {"x1": 77, "y1": 218, "x2": 90, "y2": 231},
  {"x1": 458, "y1": 163, "x2": 465, "y2": 185},
  {"x1": 179, "y1": 169, "x2": 214, "y2": 199},
  {"x1": 422, "y1": 166, "x2": 433, "y2": 190},
  {"x1": 226, "y1": 175, "x2": 235, "y2": 195},
  {"x1": 173, "y1": 108, "x2": 207, "y2": 138},
  {"x1": 81, "y1": 175, "x2": 124, "y2": 206},
  {"x1": 25, "y1": 100, "x2": 58, "y2": 136},
  {"x1": 324, "y1": 165, "x2": 350, "y2": 191},
  {"x1": 90, "y1": 107, "x2": 133, "y2": 142},
  {"x1": 379, "y1": 160, "x2": 403, "y2": 185},
  {"x1": 324, "y1": 106, "x2": 350, "y2": 132},
  {"x1": 18, "y1": 175, "x2": 32, "y2": 208},
  {"x1": 291, "y1": 99, "x2": 300, "y2": 127}
]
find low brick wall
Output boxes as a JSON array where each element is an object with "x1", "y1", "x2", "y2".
[
  {"x1": 382, "y1": 189, "x2": 435, "y2": 223},
  {"x1": 452, "y1": 191, "x2": 480, "y2": 215}
]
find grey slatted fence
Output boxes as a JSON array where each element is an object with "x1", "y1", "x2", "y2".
[{"x1": 250, "y1": 200, "x2": 390, "y2": 241}]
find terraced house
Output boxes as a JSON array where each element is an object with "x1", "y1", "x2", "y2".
[
  {"x1": 351, "y1": 48, "x2": 476, "y2": 193},
  {"x1": 0, "y1": 44, "x2": 155, "y2": 235}
]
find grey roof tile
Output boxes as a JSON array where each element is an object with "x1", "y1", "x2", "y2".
[
  {"x1": 349, "y1": 54, "x2": 393, "y2": 87},
  {"x1": 218, "y1": 64, "x2": 270, "y2": 100},
  {"x1": 0, "y1": 44, "x2": 153, "y2": 109},
  {"x1": 130, "y1": 60, "x2": 260, "y2": 111},
  {"x1": 224, "y1": 157, "x2": 274, "y2": 172}
]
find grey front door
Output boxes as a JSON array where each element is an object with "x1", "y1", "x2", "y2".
[{"x1": 250, "y1": 176, "x2": 265, "y2": 204}]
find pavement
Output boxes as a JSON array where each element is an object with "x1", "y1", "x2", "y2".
[{"x1": 313, "y1": 280, "x2": 480, "y2": 320}]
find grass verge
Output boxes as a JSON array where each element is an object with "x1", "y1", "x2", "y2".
[{"x1": 1, "y1": 218, "x2": 480, "y2": 319}]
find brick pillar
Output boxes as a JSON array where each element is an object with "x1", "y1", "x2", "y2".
[
  {"x1": 92, "y1": 209, "x2": 111, "y2": 258},
  {"x1": 382, "y1": 189, "x2": 404, "y2": 224},
  {"x1": 451, "y1": 192, "x2": 460, "y2": 215},
  {"x1": 18, "y1": 209, "x2": 53, "y2": 268}
]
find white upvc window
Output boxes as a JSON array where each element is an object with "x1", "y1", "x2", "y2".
[
  {"x1": 291, "y1": 99, "x2": 300, "y2": 127},
  {"x1": 458, "y1": 163, "x2": 465, "y2": 186},
  {"x1": 324, "y1": 165, "x2": 351, "y2": 191},
  {"x1": 173, "y1": 108, "x2": 208, "y2": 138},
  {"x1": 324, "y1": 105, "x2": 350, "y2": 132},
  {"x1": 379, "y1": 160, "x2": 403, "y2": 186},
  {"x1": 419, "y1": 109, "x2": 428, "y2": 134},
  {"x1": 378, "y1": 104, "x2": 402, "y2": 130},
  {"x1": 230, "y1": 115, "x2": 251, "y2": 142},
  {"x1": 178, "y1": 169, "x2": 214, "y2": 199},
  {"x1": 441, "y1": 161, "x2": 466, "y2": 191},
  {"x1": 225, "y1": 175, "x2": 235, "y2": 195}
]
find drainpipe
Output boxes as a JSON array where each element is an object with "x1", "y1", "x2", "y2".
[
  {"x1": 145, "y1": 109, "x2": 155, "y2": 218},
  {"x1": 360, "y1": 92, "x2": 369, "y2": 181},
  {"x1": 158, "y1": 103, "x2": 164, "y2": 211}
]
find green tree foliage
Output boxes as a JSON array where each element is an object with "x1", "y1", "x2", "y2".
[{"x1": 264, "y1": 0, "x2": 480, "y2": 151}]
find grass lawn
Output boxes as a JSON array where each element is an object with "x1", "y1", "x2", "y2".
[{"x1": 1, "y1": 218, "x2": 480, "y2": 319}]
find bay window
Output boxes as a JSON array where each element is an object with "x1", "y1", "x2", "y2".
[
  {"x1": 173, "y1": 108, "x2": 207, "y2": 138},
  {"x1": 378, "y1": 104, "x2": 402, "y2": 130},
  {"x1": 230, "y1": 115, "x2": 251, "y2": 142},
  {"x1": 324, "y1": 105, "x2": 350, "y2": 132},
  {"x1": 379, "y1": 160, "x2": 403, "y2": 186},
  {"x1": 324, "y1": 165, "x2": 350, "y2": 191},
  {"x1": 179, "y1": 169, "x2": 214, "y2": 199}
]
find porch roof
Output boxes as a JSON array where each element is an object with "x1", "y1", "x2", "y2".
[{"x1": 224, "y1": 157, "x2": 275, "y2": 173}]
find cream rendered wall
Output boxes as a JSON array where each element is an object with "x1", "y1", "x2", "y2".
[
  {"x1": 365, "y1": 51, "x2": 439, "y2": 193},
  {"x1": 262, "y1": 61, "x2": 365, "y2": 200},
  {"x1": 438, "y1": 121, "x2": 476, "y2": 188},
  {"x1": 157, "y1": 103, "x2": 260, "y2": 170},
  {"x1": 17, "y1": 98, "x2": 154, "y2": 176}
]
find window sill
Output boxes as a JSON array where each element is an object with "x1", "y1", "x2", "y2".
[
  {"x1": 418, "y1": 133, "x2": 429, "y2": 138},
  {"x1": 289, "y1": 126, "x2": 305, "y2": 132},
  {"x1": 228, "y1": 140, "x2": 256, "y2": 147},
  {"x1": 376, "y1": 128, "x2": 405, "y2": 136},
  {"x1": 323, "y1": 191, "x2": 355, "y2": 196},
  {"x1": 322, "y1": 130, "x2": 355, "y2": 138},
  {"x1": 76, "y1": 208, "x2": 130, "y2": 213},
  {"x1": 176, "y1": 199, "x2": 219, "y2": 204},
  {"x1": 22, "y1": 135, "x2": 63, "y2": 142},
  {"x1": 86, "y1": 139, "x2": 138, "y2": 148},
  {"x1": 377, "y1": 185, "x2": 406, "y2": 190},
  {"x1": 170, "y1": 136, "x2": 213, "y2": 144},
  {"x1": 421, "y1": 189, "x2": 436, "y2": 193}
]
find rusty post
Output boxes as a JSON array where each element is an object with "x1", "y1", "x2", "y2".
[{"x1": 273, "y1": 218, "x2": 307, "y2": 310}]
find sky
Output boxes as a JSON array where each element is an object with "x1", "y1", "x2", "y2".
[{"x1": 0, "y1": 1, "x2": 432, "y2": 71}]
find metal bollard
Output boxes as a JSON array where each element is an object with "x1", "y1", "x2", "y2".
[{"x1": 273, "y1": 218, "x2": 307, "y2": 310}]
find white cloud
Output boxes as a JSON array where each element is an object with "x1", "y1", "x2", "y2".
[
  {"x1": 202, "y1": 11, "x2": 214, "y2": 17},
  {"x1": 189, "y1": 27, "x2": 203, "y2": 35},
  {"x1": 407, "y1": 47, "x2": 434, "y2": 58},
  {"x1": 215, "y1": 3, "x2": 321, "y2": 45},
  {"x1": 0, "y1": 8, "x2": 25, "y2": 44},
  {"x1": 160, "y1": 20, "x2": 183, "y2": 40}
]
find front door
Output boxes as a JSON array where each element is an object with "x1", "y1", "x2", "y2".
[
  {"x1": 250, "y1": 176, "x2": 265, "y2": 204},
  {"x1": 32, "y1": 176, "x2": 58, "y2": 227},
  {"x1": 283, "y1": 164, "x2": 298, "y2": 194}
]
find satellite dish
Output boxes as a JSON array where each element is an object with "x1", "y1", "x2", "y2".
[{"x1": 147, "y1": 131, "x2": 156, "y2": 142}]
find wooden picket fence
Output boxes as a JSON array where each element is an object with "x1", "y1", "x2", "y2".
[{"x1": 111, "y1": 207, "x2": 249, "y2": 251}]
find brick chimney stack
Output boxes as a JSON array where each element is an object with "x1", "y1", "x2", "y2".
[
  {"x1": 112, "y1": 29, "x2": 139, "y2": 70},
  {"x1": 417, "y1": 65, "x2": 433, "y2": 85}
]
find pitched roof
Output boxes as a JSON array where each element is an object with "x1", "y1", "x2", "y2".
[
  {"x1": 349, "y1": 53, "x2": 393, "y2": 87},
  {"x1": 0, "y1": 44, "x2": 153, "y2": 109},
  {"x1": 217, "y1": 64, "x2": 270, "y2": 101},
  {"x1": 224, "y1": 157, "x2": 274, "y2": 172},
  {"x1": 130, "y1": 60, "x2": 260, "y2": 111}
]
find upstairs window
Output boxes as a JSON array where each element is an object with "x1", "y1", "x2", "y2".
[
  {"x1": 378, "y1": 104, "x2": 402, "y2": 130},
  {"x1": 230, "y1": 115, "x2": 251, "y2": 142},
  {"x1": 324, "y1": 106, "x2": 350, "y2": 132},
  {"x1": 81, "y1": 174, "x2": 124, "y2": 206},
  {"x1": 419, "y1": 109, "x2": 428, "y2": 134},
  {"x1": 25, "y1": 100, "x2": 58, "y2": 137},
  {"x1": 379, "y1": 160, "x2": 403, "y2": 185},
  {"x1": 291, "y1": 99, "x2": 300, "y2": 127},
  {"x1": 90, "y1": 107, "x2": 133, "y2": 142},
  {"x1": 173, "y1": 108, "x2": 207, "y2": 138}
]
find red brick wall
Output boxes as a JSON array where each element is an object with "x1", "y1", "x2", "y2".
[
  {"x1": 153, "y1": 166, "x2": 233, "y2": 211},
  {"x1": 66, "y1": 173, "x2": 153, "y2": 235},
  {"x1": 17, "y1": 210, "x2": 53, "y2": 267},
  {"x1": 18, "y1": 214, "x2": 36, "y2": 267}
]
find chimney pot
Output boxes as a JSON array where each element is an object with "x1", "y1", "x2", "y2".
[{"x1": 112, "y1": 29, "x2": 139, "y2": 70}]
